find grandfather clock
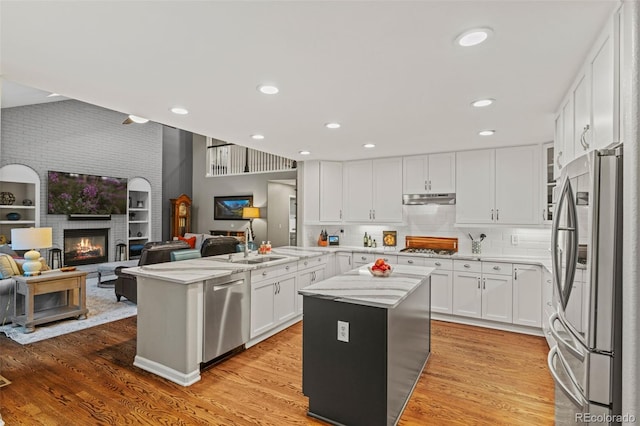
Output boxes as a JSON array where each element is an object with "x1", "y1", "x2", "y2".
[{"x1": 170, "y1": 194, "x2": 192, "y2": 239}]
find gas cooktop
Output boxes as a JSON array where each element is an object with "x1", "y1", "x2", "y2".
[{"x1": 400, "y1": 248, "x2": 457, "y2": 256}]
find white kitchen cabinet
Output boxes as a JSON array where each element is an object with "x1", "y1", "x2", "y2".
[
  {"x1": 456, "y1": 146, "x2": 539, "y2": 225},
  {"x1": 561, "y1": 100, "x2": 574, "y2": 167},
  {"x1": 425, "y1": 258, "x2": 453, "y2": 315},
  {"x1": 455, "y1": 149, "x2": 495, "y2": 224},
  {"x1": 542, "y1": 143, "x2": 556, "y2": 224},
  {"x1": 512, "y1": 264, "x2": 542, "y2": 327},
  {"x1": 542, "y1": 268, "x2": 556, "y2": 348},
  {"x1": 494, "y1": 146, "x2": 539, "y2": 224},
  {"x1": 296, "y1": 255, "x2": 327, "y2": 314},
  {"x1": 250, "y1": 263, "x2": 297, "y2": 338},
  {"x1": 573, "y1": 73, "x2": 591, "y2": 156},
  {"x1": 128, "y1": 177, "x2": 152, "y2": 258},
  {"x1": 352, "y1": 251, "x2": 373, "y2": 267},
  {"x1": 403, "y1": 152, "x2": 455, "y2": 194},
  {"x1": 453, "y1": 260, "x2": 513, "y2": 324},
  {"x1": 553, "y1": 115, "x2": 563, "y2": 180},
  {"x1": 302, "y1": 160, "x2": 343, "y2": 223},
  {"x1": 343, "y1": 158, "x2": 403, "y2": 223},
  {"x1": 335, "y1": 252, "x2": 353, "y2": 274}
]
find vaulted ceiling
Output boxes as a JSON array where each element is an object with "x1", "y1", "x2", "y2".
[{"x1": 0, "y1": 1, "x2": 615, "y2": 161}]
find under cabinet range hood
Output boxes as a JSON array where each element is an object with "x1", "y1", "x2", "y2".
[{"x1": 402, "y1": 193, "x2": 456, "y2": 205}]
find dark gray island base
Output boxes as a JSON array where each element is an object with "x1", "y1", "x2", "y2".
[{"x1": 300, "y1": 265, "x2": 433, "y2": 426}]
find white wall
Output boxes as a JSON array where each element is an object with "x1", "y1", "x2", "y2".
[
  {"x1": 303, "y1": 204, "x2": 551, "y2": 256},
  {"x1": 267, "y1": 181, "x2": 296, "y2": 247}
]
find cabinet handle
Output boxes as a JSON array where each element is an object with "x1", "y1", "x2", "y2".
[
  {"x1": 464, "y1": 264, "x2": 471, "y2": 268},
  {"x1": 369, "y1": 210, "x2": 372, "y2": 220},
  {"x1": 496, "y1": 209, "x2": 499, "y2": 221},
  {"x1": 547, "y1": 279, "x2": 552, "y2": 284},
  {"x1": 372, "y1": 210, "x2": 375, "y2": 220},
  {"x1": 424, "y1": 180, "x2": 428, "y2": 190},
  {"x1": 285, "y1": 265, "x2": 290, "y2": 271},
  {"x1": 483, "y1": 278, "x2": 486, "y2": 290},
  {"x1": 262, "y1": 271, "x2": 267, "y2": 276},
  {"x1": 383, "y1": 258, "x2": 389, "y2": 262},
  {"x1": 493, "y1": 266, "x2": 500, "y2": 270},
  {"x1": 556, "y1": 151, "x2": 563, "y2": 169},
  {"x1": 340, "y1": 209, "x2": 342, "y2": 219},
  {"x1": 348, "y1": 257, "x2": 351, "y2": 265},
  {"x1": 408, "y1": 260, "x2": 414, "y2": 264},
  {"x1": 580, "y1": 124, "x2": 590, "y2": 150},
  {"x1": 514, "y1": 269, "x2": 518, "y2": 280},
  {"x1": 361, "y1": 256, "x2": 366, "y2": 261},
  {"x1": 542, "y1": 209, "x2": 546, "y2": 220},
  {"x1": 547, "y1": 302, "x2": 552, "y2": 307},
  {"x1": 491, "y1": 209, "x2": 494, "y2": 221},
  {"x1": 429, "y1": 180, "x2": 432, "y2": 191},
  {"x1": 304, "y1": 261, "x2": 308, "y2": 266},
  {"x1": 477, "y1": 278, "x2": 480, "y2": 289},
  {"x1": 435, "y1": 262, "x2": 441, "y2": 266}
]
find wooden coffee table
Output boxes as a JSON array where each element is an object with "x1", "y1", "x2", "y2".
[{"x1": 11, "y1": 270, "x2": 89, "y2": 333}]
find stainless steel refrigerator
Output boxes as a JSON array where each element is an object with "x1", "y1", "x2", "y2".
[{"x1": 548, "y1": 143, "x2": 623, "y2": 425}]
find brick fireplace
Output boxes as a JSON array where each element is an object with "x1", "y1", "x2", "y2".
[{"x1": 63, "y1": 228, "x2": 109, "y2": 266}]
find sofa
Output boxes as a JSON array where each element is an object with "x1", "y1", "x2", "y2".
[
  {"x1": 0, "y1": 249, "x2": 60, "y2": 325},
  {"x1": 114, "y1": 240, "x2": 191, "y2": 303}
]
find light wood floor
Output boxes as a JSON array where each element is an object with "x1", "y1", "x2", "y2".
[{"x1": 0, "y1": 318, "x2": 554, "y2": 425}]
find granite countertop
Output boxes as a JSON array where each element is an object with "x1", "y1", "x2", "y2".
[
  {"x1": 299, "y1": 264, "x2": 434, "y2": 309},
  {"x1": 270, "y1": 246, "x2": 325, "y2": 259},
  {"x1": 123, "y1": 254, "x2": 300, "y2": 284}
]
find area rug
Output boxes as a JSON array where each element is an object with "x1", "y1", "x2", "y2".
[{"x1": 0, "y1": 278, "x2": 136, "y2": 345}]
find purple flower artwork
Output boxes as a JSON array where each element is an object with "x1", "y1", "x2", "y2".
[{"x1": 48, "y1": 171, "x2": 127, "y2": 215}]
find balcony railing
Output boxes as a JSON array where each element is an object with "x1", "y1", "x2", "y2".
[{"x1": 206, "y1": 139, "x2": 296, "y2": 177}]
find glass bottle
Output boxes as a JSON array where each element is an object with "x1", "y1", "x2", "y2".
[{"x1": 364, "y1": 232, "x2": 368, "y2": 247}]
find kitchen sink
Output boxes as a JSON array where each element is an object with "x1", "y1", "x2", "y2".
[{"x1": 231, "y1": 255, "x2": 288, "y2": 264}]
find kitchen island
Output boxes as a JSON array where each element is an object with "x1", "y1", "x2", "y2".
[{"x1": 299, "y1": 264, "x2": 433, "y2": 426}]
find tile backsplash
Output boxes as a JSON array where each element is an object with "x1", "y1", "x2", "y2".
[{"x1": 302, "y1": 205, "x2": 551, "y2": 258}]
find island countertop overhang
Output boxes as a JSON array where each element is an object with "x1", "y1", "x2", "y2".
[{"x1": 298, "y1": 264, "x2": 434, "y2": 309}]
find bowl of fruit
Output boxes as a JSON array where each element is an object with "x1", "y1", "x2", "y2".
[{"x1": 369, "y1": 258, "x2": 392, "y2": 277}]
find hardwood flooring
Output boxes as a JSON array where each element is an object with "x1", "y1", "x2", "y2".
[{"x1": 0, "y1": 318, "x2": 554, "y2": 425}]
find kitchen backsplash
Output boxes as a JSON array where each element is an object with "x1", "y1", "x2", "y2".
[{"x1": 302, "y1": 205, "x2": 552, "y2": 258}]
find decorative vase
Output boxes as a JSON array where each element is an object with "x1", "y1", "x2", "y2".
[
  {"x1": 137, "y1": 231, "x2": 143, "y2": 237},
  {"x1": 137, "y1": 200, "x2": 144, "y2": 208},
  {"x1": 6, "y1": 212, "x2": 21, "y2": 221},
  {"x1": 0, "y1": 192, "x2": 15, "y2": 205}
]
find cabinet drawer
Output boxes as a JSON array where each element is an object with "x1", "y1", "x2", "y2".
[
  {"x1": 353, "y1": 252, "x2": 375, "y2": 264},
  {"x1": 251, "y1": 263, "x2": 295, "y2": 283},
  {"x1": 482, "y1": 262, "x2": 512, "y2": 276},
  {"x1": 298, "y1": 255, "x2": 328, "y2": 270},
  {"x1": 453, "y1": 260, "x2": 482, "y2": 273},
  {"x1": 379, "y1": 254, "x2": 397, "y2": 264},
  {"x1": 425, "y1": 258, "x2": 453, "y2": 270},
  {"x1": 397, "y1": 256, "x2": 425, "y2": 266}
]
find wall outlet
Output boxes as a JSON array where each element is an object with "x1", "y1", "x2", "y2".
[
  {"x1": 337, "y1": 320, "x2": 349, "y2": 343},
  {"x1": 511, "y1": 235, "x2": 519, "y2": 245}
]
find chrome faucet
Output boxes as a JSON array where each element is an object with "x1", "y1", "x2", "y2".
[{"x1": 244, "y1": 226, "x2": 251, "y2": 258}]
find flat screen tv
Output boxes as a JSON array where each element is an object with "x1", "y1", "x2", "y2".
[
  {"x1": 47, "y1": 171, "x2": 128, "y2": 215},
  {"x1": 214, "y1": 195, "x2": 253, "y2": 220}
]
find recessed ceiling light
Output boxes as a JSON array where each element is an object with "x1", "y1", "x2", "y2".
[
  {"x1": 128, "y1": 115, "x2": 149, "y2": 124},
  {"x1": 170, "y1": 106, "x2": 189, "y2": 115},
  {"x1": 471, "y1": 98, "x2": 495, "y2": 108},
  {"x1": 479, "y1": 130, "x2": 495, "y2": 136},
  {"x1": 456, "y1": 28, "x2": 493, "y2": 47},
  {"x1": 257, "y1": 85, "x2": 279, "y2": 95},
  {"x1": 325, "y1": 122, "x2": 341, "y2": 129},
  {"x1": 299, "y1": 150, "x2": 311, "y2": 155},
  {"x1": 363, "y1": 143, "x2": 376, "y2": 149},
  {"x1": 251, "y1": 134, "x2": 265, "y2": 140},
  {"x1": 47, "y1": 93, "x2": 61, "y2": 98}
]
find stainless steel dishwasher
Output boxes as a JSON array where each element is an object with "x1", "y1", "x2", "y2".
[{"x1": 203, "y1": 271, "x2": 251, "y2": 363}]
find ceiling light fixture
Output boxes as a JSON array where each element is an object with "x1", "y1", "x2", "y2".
[
  {"x1": 363, "y1": 143, "x2": 376, "y2": 148},
  {"x1": 122, "y1": 114, "x2": 149, "y2": 125},
  {"x1": 325, "y1": 122, "x2": 341, "y2": 129},
  {"x1": 299, "y1": 150, "x2": 311, "y2": 155},
  {"x1": 479, "y1": 130, "x2": 495, "y2": 136},
  {"x1": 257, "y1": 85, "x2": 279, "y2": 95},
  {"x1": 456, "y1": 28, "x2": 493, "y2": 47},
  {"x1": 251, "y1": 134, "x2": 265, "y2": 140},
  {"x1": 170, "y1": 106, "x2": 189, "y2": 115},
  {"x1": 47, "y1": 93, "x2": 61, "y2": 98},
  {"x1": 471, "y1": 98, "x2": 495, "y2": 108}
]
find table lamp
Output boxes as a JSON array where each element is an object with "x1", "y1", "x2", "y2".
[
  {"x1": 11, "y1": 227, "x2": 53, "y2": 276},
  {"x1": 242, "y1": 207, "x2": 260, "y2": 242}
]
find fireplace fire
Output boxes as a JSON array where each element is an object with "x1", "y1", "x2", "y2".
[{"x1": 63, "y1": 228, "x2": 109, "y2": 266}]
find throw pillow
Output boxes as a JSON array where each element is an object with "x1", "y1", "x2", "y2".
[
  {"x1": 0, "y1": 253, "x2": 20, "y2": 278},
  {"x1": 178, "y1": 235, "x2": 197, "y2": 249}
]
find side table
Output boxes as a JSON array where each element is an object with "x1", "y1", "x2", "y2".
[{"x1": 11, "y1": 270, "x2": 89, "y2": 333}]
